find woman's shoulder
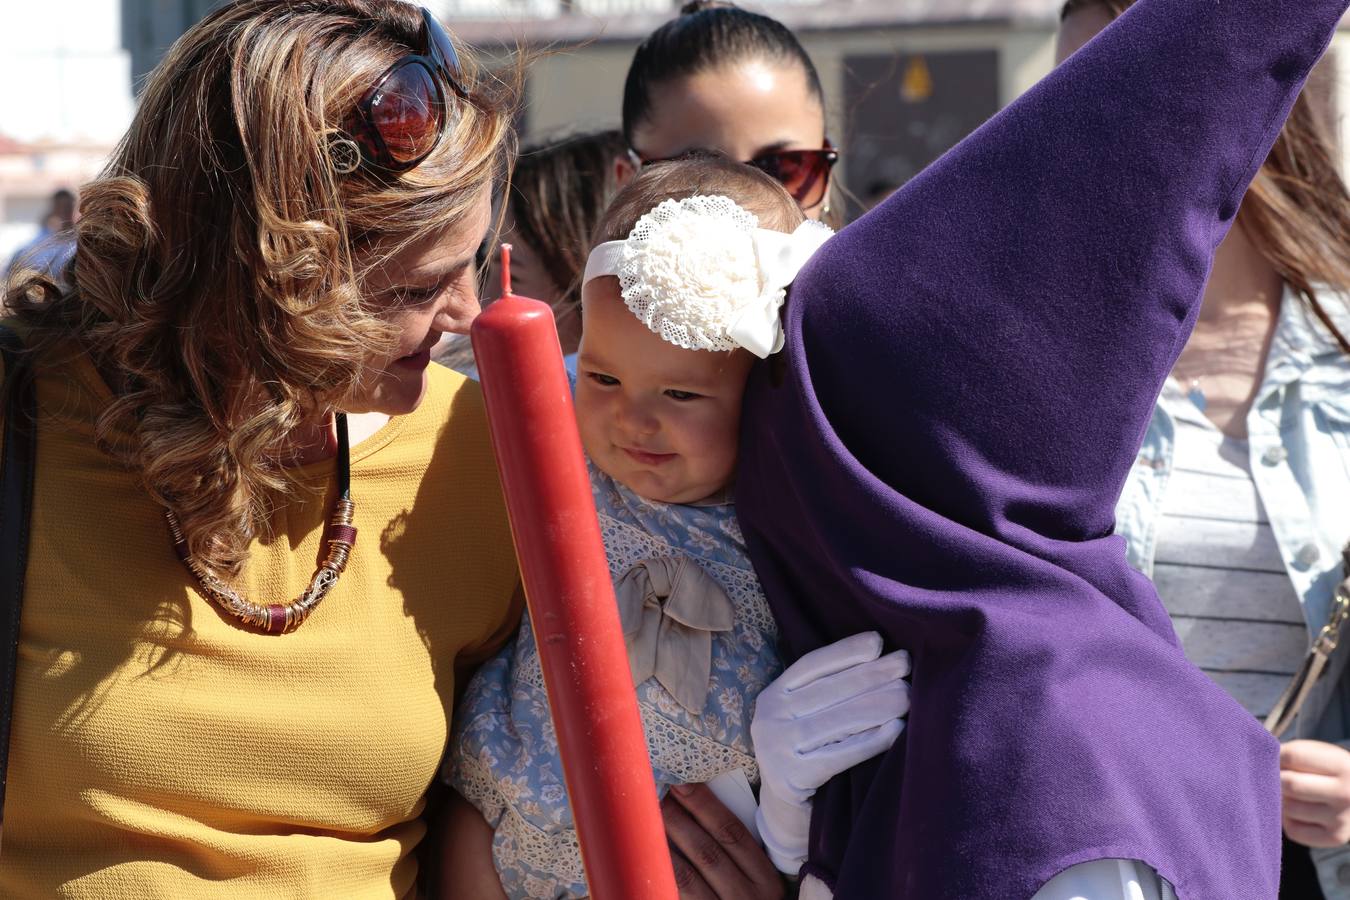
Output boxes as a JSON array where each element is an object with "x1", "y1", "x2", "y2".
[
  {"x1": 0, "y1": 320, "x2": 18, "y2": 429},
  {"x1": 0, "y1": 317, "x2": 30, "y2": 380},
  {"x1": 1295, "y1": 283, "x2": 1350, "y2": 354},
  {"x1": 0, "y1": 322, "x2": 107, "y2": 440},
  {"x1": 1270, "y1": 286, "x2": 1350, "y2": 412}
]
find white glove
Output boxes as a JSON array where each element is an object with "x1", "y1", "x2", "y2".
[{"x1": 751, "y1": 632, "x2": 910, "y2": 873}]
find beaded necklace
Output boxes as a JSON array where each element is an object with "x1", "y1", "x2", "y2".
[{"x1": 165, "y1": 413, "x2": 357, "y2": 635}]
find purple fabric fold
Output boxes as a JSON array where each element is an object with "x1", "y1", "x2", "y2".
[{"x1": 735, "y1": 1, "x2": 1350, "y2": 897}]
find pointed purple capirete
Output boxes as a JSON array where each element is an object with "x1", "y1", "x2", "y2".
[{"x1": 736, "y1": 1, "x2": 1350, "y2": 898}]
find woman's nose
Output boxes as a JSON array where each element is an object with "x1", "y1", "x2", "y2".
[{"x1": 432, "y1": 269, "x2": 482, "y2": 334}]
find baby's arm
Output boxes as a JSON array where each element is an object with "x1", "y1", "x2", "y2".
[
  {"x1": 447, "y1": 614, "x2": 595, "y2": 900},
  {"x1": 434, "y1": 790, "x2": 510, "y2": 900}
]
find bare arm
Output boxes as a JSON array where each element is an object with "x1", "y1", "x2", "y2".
[
  {"x1": 435, "y1": 585, "x2": 523, "y2": 898},
  {"x1": 431, "y1": 784, "x2": 783, "y2": 900},
  {"x1": 430, "y1": 790, "x2": 510, "y2": 900}
]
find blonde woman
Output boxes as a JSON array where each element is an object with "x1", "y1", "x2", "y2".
[{"x1": 0, "y1": 2, "x2": 525, "y2": 896}]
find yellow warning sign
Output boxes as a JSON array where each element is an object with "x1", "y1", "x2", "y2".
[{"x1": 901, "y1": 55, "x2": 934, "y2": 104}]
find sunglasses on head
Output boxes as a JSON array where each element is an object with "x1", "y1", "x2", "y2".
[
  {"x1": 332, "y1": 7, "x2": 469, "y2": 174},
  {"x1": 631, "y1": 143, "x2": 839, "y2": 211}
]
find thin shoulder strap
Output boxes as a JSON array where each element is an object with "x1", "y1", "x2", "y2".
[{"x1": 0, "y1": 324, "x2": 36, "y2": 829}]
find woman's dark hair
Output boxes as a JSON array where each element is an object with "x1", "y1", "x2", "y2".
[
  {"x1": 1061, "y1": 0, "x2": 1350, "y2": 353},
  {"x1": 621, "y1": 1, "x2": 824, "y2": 145},
  {"x1": 1060, "y1": 0, "x2": 1126, "y2": 18},
  {"x1": 508, "y1": 129, "x2": 627, "y2": 331},
  {"x1": 594, "y1": 151, "x2": 803, "y2": 248}
]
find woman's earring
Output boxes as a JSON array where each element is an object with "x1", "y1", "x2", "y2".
[{"x1": 326, "y1": 131, "x2": 361, "y2": 175}]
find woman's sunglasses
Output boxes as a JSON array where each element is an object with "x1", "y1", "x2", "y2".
[
  {"x1": 631, "y1": 143, "x2": 840, "y2": 211},
  {"x1": 334, "y1": 8, "x2": 469, "y2": 174}
]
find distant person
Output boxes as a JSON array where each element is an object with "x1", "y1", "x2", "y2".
[
  {"x1": 483, "y1": 129, "x2": 627, "y2": 351},
  {"x1": 437, "y1": 129, "x2": 626, "y2": 375},
  {"x1": 5, "y1": 189, "x2": 76, "y2": 283},
  {"x1": 618, "y1": 1, "x2": 839, "y2": 224}
]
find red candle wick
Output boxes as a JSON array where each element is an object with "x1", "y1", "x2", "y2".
[{"x1": 500, "y1": 243, "x2": 513, "y2": 298}]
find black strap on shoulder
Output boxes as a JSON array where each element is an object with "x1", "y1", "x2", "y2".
[{"x1": 0, "y1": 324, "x2": 36, "y2": 827}]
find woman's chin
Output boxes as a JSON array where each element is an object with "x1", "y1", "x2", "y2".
[{"x1": 345, "y1": 369, "x2": 429, "y2": 417}]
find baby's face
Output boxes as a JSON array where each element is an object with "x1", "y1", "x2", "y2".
[{"x1": 575, "y1": 278, "x2": 755, "y2": 504}]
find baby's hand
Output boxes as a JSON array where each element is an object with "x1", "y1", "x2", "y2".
[{"x1": 751, "y1": 632, "x2": 910, "y2": 872}]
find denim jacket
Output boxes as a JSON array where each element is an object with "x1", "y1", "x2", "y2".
[{"x1": 1115, "y1": 286, "x2": 1350, "y2": 896}]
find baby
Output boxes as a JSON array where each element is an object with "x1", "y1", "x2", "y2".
[{"x1": 450, "y1": 155, "x2": 909, "y2": 898}]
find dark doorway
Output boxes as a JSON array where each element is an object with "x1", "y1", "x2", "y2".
[{"x1": 843, "y1": 49, "x2": 1000, "y2": 219}]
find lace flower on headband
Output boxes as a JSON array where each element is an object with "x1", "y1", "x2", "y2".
[{"x1": 583, "y1": 195, "x2": 834, "y2": 358}]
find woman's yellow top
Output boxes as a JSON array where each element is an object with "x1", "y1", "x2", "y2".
[{"x1": 0, "y1": 342, "x2": 522, "y2": 898}]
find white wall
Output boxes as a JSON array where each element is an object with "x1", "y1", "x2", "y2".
[{"x1": 0, "y1": 0, "x2": 134, "y2": 144}]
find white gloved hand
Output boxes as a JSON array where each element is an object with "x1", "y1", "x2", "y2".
[{"x1": 751, "y1": 632, "x2": 910, "y2": 874}]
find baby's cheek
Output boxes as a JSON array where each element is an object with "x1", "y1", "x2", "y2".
[
  {"x1": 573, "y1": 392, "x2": 605, "y2": 459},
  {"x1": 683, "y1": 406, "x2": 742, "y2": 479}
]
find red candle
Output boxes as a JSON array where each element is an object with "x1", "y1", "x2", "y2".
[
  {"x1": 471, "y1": 245, "x2": 677, "y2": 899},
  {"x1": 499, "y1": 241, "x2": 514, "y2": 299}
]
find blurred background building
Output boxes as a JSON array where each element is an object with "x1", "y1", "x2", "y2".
[
  {"x1": 2, "y1": 0, "x2": 1347, "y2": 258},
  {"x1": 442, "y1": 0, "x2": 1350, "y2": 216},
  {"x1": 450, "y1": 0, "x2": 1063, "y2": 217},
  {"x1": 0, "y1": 0, "x2": 133, "y2": 263}
]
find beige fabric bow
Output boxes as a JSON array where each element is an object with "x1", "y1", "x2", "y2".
[{"x1": 615, "y1": 556, "x2": 736, "y2": 714}]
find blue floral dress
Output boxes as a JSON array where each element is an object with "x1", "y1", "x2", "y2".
[{"x1": 450, "y1": 460, "x2": 782, "y2": 899}]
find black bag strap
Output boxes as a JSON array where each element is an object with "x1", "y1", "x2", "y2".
[{"x1": 0, "y1": 324, "x2": 36, "y2": 827}]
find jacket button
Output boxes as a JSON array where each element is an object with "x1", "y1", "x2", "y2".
[
  {"x1": 1262, "y1": 446, "x2": 1287, "y2": 465},
  {"x1": 1296, "y1": 543, "x2": 1322, "y2": 568},
  {"x1": 1338, "y1": 861, "x2": 1350, "y2": 885}
]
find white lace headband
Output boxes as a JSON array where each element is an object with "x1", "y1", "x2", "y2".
[{"x1": 582, "y1": 195, "x2": 834, "y2": 358}]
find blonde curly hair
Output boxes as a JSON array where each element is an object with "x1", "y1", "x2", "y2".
[{"x1": 6, "y1": 0, "x2": 518, "y2": 577}]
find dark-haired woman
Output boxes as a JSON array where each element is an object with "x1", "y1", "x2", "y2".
[
  {"x1": 489, "y1": 130, "x2": 627, "y2": 351},
  {"x1": 1058, "y1": 4, "x2": 1350, "y2": 898},
  {"x1": 617, "y1": 1, "x2": 837, "y2": 223}
]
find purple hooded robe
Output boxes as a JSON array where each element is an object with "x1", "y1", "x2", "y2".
[{"x1": 734, "y1": 0, "x2": 1350, "y2": 897}]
